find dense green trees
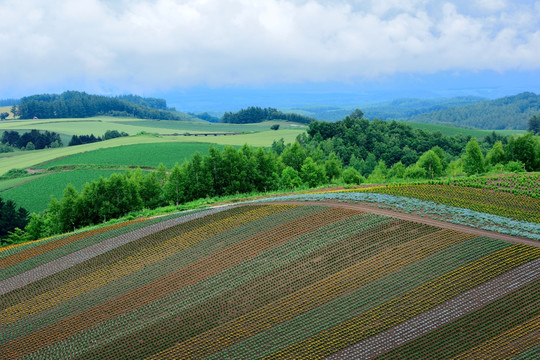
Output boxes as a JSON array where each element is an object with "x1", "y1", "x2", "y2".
[
  {"x1": 0, "y1": 197, "x2": 29, "y2": 242},
  {"x1": 1, "y1": 129, "x2": 62, "y2": 149},
  {"x1": 529, "y1": 114, "x2": 540, "y2": 134},
  {"x1": 18, "y1": 91, "x2": 180, "y2": 120},
  {"x1": 222, "y1": 106, "x2": 315, "y2": 124}
]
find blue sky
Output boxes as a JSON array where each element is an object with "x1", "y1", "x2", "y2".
[{"x1": 1, "y1": 0, "x2": 539, "y2": 110}]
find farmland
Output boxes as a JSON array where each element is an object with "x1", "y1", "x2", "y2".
[
  {"x1": 35, "y1": 142, "x2": 231, "y2": 169},
  {"x1": 0, "y1": 202, "x2": 538, "y2": 359},
  {"x1": 0, "y1": 129, "x2": 303, "y2": 176},
  {"x1": 0, "y1": 170, "x2": 121, "y2": 214}
]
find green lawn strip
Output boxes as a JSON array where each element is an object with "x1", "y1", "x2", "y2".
[
  {"x1": 376, "y1": 279, "x2": 540, "y2": 359},
  {"x1": 511, "y1": 344, "x2": 540, "y2": 359},
  {"x1": 75, "y1": 216, "x2": 409, "y2": 359},
  {"x1": 263, "y1": 244, "x2": 540, "y2": 359},
  {"x1": 208, "y1": 237, "x2": 511, "y2": 359},
  {"x1": 0, "y1": 207, "x2": 215, "y2": 282},
  {"x1": 0, "y1": 206, "x2": 252, "y2": 314},
  {"x1": 0, "y1": 170, "x2": 121, "y2": 214},
  {"x1": 1, "y1": 206, "x2": 321, "y2": 345},
  {"x1": 28, "y1": 212, "x2": 385, "y2": 359},
  {"x1": 35, "y1": 142, "x2": 229, "y2": 169}
]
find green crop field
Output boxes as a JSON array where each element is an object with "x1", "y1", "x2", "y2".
[
  {"x1": 35, "y1": 142, "x2": 231, "y2": 169},
  {"x1": 0, "y1": 202, "x2": 538, "y2": 359},
  {"x1": 0, "y1": 170, "x2": 120, "y2": 214}
]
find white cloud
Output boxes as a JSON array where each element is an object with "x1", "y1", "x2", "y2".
[{"x1": 0, "y1": 0, "x2": 539, "y2": 95}]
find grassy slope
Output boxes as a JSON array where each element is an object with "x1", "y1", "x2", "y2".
[
  {"x1": 0, "y1": 106, "x2": 14, "y2": 120},
  {"x1": 34, "y1": 142, "x2": 231, "y2": 169},
  {"x1": 0, "y1": 170, "x2": 120, "y2": 214}
]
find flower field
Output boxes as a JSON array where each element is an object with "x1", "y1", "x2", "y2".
[{"x1": 0, "y1": 203, "x2": 539, "y2": 359}]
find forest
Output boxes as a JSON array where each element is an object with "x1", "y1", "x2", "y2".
[
  {"x1": 222, "y1": 106, "x2": 315, "y2": 124},
  {"x1": 16, "y1": 91, "x2": 181, "y2": 120}
]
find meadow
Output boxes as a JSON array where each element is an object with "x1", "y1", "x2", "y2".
[
  {"x1": 0, "y1": 202, "x2": 538, "y2": 359},
  {"x1": 35, "y1": 142, "x2": 231, "y2": 169},
  {"x1": 1, "y1": 170, "x2": 120, "y2": 214}
]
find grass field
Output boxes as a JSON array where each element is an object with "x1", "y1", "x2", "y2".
[
  {"x1": 0, "y1": 170, "x2": 121, "y2": 214},
  {"x1": 0, "y1": 106, "x2": 14, "y2": 120},
  {"x1": 0, "y1": 203, "x2": 538, "y2": 359},
  {"x1": 0, "y1": 117, "x2": 305, "y2": 136},
  {"x1": 35, "y1": 142, "x2": 231, "y2": 169},
  {"x1": 0, "y1": 129, "x2": 303, "y2": 176}
]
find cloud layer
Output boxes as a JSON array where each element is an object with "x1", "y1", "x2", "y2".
[{"x1": 1, "y1": 0, "x2": 539, "y2": 95}]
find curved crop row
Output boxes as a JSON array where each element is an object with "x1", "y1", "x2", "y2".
[
  {"x1": 369, "y1": 184, "x2": 540, "y2": 223},
  {"x1": 32, "y1": 208, "x2": 365, "y2": 360},
  {"x1": 263, "y1": 245, "x2": 540, "y2": 359}
]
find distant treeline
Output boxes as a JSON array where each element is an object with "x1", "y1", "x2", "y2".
[
  {"x1": 1, "y1": 129, "x2": 62, "y2": 150},
  {"x1": 115, "y1": 95, "x2": 170, "y2": 110},
  {"x1": 18, "y1": 91, "x2": 181, "y2": 120},
  {"x1": 0, "y1": 98, "x2": 20, "y2": 106},
  {"x1": 68, "y1": 130, "x2": 128, "y2": 146},
  {"x1": 222, "y1": 106, "x2": 315, "y2": 124}
]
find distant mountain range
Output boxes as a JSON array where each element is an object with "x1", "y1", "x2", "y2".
[{"x1": 292, "y1": 92, "x2": 540, "y2": 130}]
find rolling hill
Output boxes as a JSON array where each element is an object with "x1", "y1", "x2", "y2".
[{"x1": 0, "y1": 179, "x2": 538, "y2": 359}]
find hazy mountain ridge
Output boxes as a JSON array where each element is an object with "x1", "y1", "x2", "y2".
[{"x1": 291, "y1": 93, "x2": 540, "y2": 130}]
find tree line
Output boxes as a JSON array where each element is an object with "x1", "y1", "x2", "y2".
[
  {"x1": 17, "y1": 91, "x2": 181, "y2": 120},
  {"x1": 1, "y1": 129, "x2": 62, "y2": 151},
  {"x1": 68, "y1": 130, "x2": 129, "y2": 146},
  {"x1": 222, "y1": 106, "x2": 315, "y2": 124}
]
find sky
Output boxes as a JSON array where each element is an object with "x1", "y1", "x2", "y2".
[{"x1": 1, "y1": 0, "x2": 540, "y2": 110}]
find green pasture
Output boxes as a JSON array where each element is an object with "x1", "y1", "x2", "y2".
[
  {"x1": 0, "y1": 170, "x2": 121, "y2": 214},
  {"x1": 0, "y1": 117, "x2": 306, "y2": 138},
  {"x1": 37, "y1": 142, "x2": 229, "y2": 169},
  {"x1": 405, "y1": 122, "x2": 526, "y2": 137},
  {"x1": 0, "y1": 173, "x2": 49, "y2": 191},
  {"x1": 117, "y1": 119, "x2": 304, "y2": 133}
]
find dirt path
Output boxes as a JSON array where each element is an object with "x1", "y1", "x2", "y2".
[{"x1": 261, "y1": 200, "x2": 540, "y2": 248}]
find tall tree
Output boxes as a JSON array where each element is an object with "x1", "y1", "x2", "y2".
[
  {"x1": 463, "y1": 138, "x2": 485, "y2": 176},
  {"x1": 528, "y1": 114, "x2": 540, "y2": 134},
  {"x1": 417, "y1": 150, "x2": 444, "y2": 178}
]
